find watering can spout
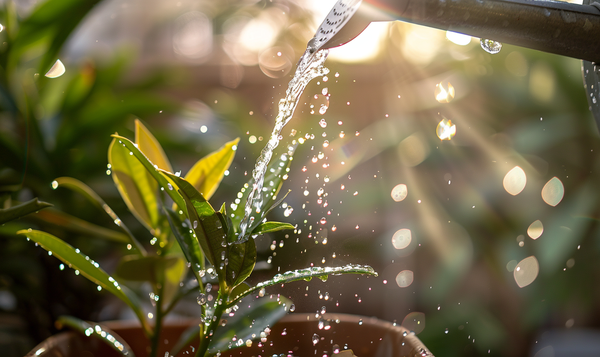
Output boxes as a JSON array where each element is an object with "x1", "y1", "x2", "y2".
[{"x1": 321, "y1": 0, "x2": 600, "y2": 63}]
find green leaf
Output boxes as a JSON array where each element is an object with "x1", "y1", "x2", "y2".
[
  {"x1": 51, "y1": 177, "x2": 145, "y2": 254},
  {"x1": 110, "y1": 134, "x2": 185, "y2": 211},
  {"x1": 217, "y1": 205, "x2": 256, "y2": 287},
  {"x1": 0, "y1": 198, "x2": 52, "y2": 225},
  {"x1": 56, "y1": 316, "x2": 134, "y2": 357},
  {"x1": 230, "y1": 143, "x2": 297, "y2": 240},
  {"x1": 251, "y1": 221, "x2": 295, "y2": 235},
  {"x1": 229, "y1": 282, "x2": 251, "y2": 304},
  {"x1": 207, "y1": 296, "x2": 292, "y2": 354},
  {"x1": 225, "y1": 238, "x2": 256, "y2": 289},
  {"x1": 162, "y1": 173, "x2": 226, "y2": 272},
  {"x1": 228, "y1": 264, "x2": 378, "y2": 306},
  {"x1": 34, "y1": 209, "x2": 129, "y2": 243},
  {"x1": 184, "y1": 138, "x2": 239, "y2": 200},
  {"x1": 108, "y1": 137, "x2": 160, "y2": 234},
  {"x1": 135, "y1": 119, "x2": 173, "y2": 173},
  {"x1": 164, "y1": 207, "x2": 204, "y2": 282},
  {"x1": 15, "y1": 229, "x2": 149, "y2": 335}
]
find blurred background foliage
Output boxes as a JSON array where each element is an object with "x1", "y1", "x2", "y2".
[{"x1": 0, "y1": 0, "x2": 598, "y2": 356}]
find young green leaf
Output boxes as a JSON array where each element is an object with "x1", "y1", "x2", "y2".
[
  {"x1": 0, "y1": 198, "x2": 52, "y2": 225},
  {"x1": 251, "y1": 221, "x2": 295, "y2": 235},
  {"x1": 15, "y1": 229, "x2": 149, "y2": 335},
  {"x1": 56, "y1": 316, "x2": 134, "y2": 357},
  {"x1": 185, "y1": 138, "x2": 239, "y2": 200},
  {"x1": 135, "y1": 119, "x2": 173, "y2": 173},
  {"x1": 108, "y1": 137, "x2": 160, "y2": 233},
  {"x1": 230, "y1": 143, "x2": 297, "y2": 240},
  {"x1": 110, "y1": 134, "x2": 185, "y2": 211},
  {"x1": 228, "y1": 264, "x2": 378, "y2": 307}
]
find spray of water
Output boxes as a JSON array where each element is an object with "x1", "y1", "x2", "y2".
[{"x1": 238, "y1": 0, "x2": 363, "y2": 240}]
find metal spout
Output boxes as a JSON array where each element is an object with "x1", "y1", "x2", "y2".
[{"x1": 322, "y1": 0, "x2": 600, "y2": 62}]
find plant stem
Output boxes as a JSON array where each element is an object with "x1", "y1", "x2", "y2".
[
  {"x1": 149, "y1": 281, "x2": 166, "y2": 357},
  {"x1": 195, "y1": 290, "x2": 228, "y2": 357}
]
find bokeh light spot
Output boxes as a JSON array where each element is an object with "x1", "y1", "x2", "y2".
[
  {"x1": 392, "y1": 229, "x2": 412, "y2": 250},
  {"x1": 506, "y1": 260, "x2": 517, "y2": 272},
  {"x1": 398, "y1": 133, "x2": 430, "y2": 166},
  {"x1": 436, "y1": 118, "x2": 456, "y2": 140},
  {"x1": 396, "y1": 270, "x2": 414, "y2": 288},
  {"x1": 402, "y1": 312, "x2": 426, "y2": 334},
  {"x1": 391, "y1": 184, "x2": 408, "y2": 202},
  {"x1": 446, "y1": 31, "x2": 471, "y2": 46},
  {"x1": 45, "y1": 59, "x2": 66, "y2": 78},
  {"x1": 527, "y1": 220, "x2": 544, "y2": 240},
  {"x1": 435, "y1": 82, "x2": 455, "y2": 103},
  {"x1": 514, "y1": 256, "x2": 539, "y2": 288},
  {"x1": 503, "y1": 166, "x2": 527, "y2": 196},
  {"x1": 541, "y1": 177, "x2": 564, "y2": 206}
]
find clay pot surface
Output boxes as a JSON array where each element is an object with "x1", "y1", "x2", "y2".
[{"x1": 26, "y1": 313, "x2": 433, "y2": 357}]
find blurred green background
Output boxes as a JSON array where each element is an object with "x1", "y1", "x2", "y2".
[{"x1": 1, "y1": 0, "x2": 599, "y2": 356}]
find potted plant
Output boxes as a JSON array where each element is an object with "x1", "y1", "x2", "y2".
[{"x1": 19, "y1": 121, "x2": 428, "y2": 357}]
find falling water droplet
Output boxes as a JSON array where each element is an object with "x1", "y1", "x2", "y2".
[
  {"x1": 319, "y1": 118, "x2": 327, "y2": 128},
  {"x1": 480, "y1": 39, "x2": 502, "y2": 54},
  {"x1": 45, "y1": 59, "x2": 66, "y2": 78},
  {"x1": 319, "y1": 104, "x2": 328, "y2": 115},
  {"x1": 312, "y1": 333, "x2": 320, "y2": 345},
  {"x1": 51, "y1": 180, "x2": 59, "y2": 189},
  {"x1": 289, "y1": 304, "x2": 296, "y2": 312},
  {"x1": 197, "y1": 294, "x2": 207, "y2": 305}
]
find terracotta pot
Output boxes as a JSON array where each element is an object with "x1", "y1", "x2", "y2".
[{"x1": 26, "y1": 313, "x2": 434, "y2": 357}]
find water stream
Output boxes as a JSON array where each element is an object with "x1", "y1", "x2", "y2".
[{"x1": 238, "y1": 0, "x2": 363, "y2": 239}]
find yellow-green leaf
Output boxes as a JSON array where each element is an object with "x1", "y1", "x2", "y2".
[
  {"x1": 185, "y1": 138, "x2": 239, "y2": 200},
  {"x1": 108, "y1": 136, "x2": 160, "y2": 233},
  {"x1": 135, "y1": 119, "x2": 173, "y2": 173},
  {"x1": 111, "y1": 134, "x2": 186, "y2": 212}
]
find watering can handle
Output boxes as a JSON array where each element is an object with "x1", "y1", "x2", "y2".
[{"x1": 321, "y1": 0, "x2": 600, "y2": 62}]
